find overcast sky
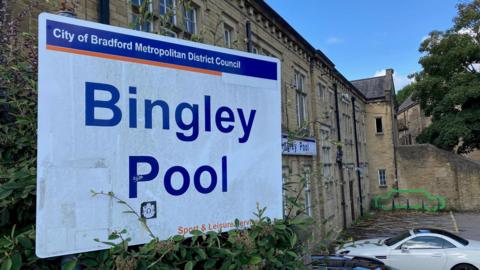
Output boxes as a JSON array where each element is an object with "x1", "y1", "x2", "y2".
[{"x1": 265, "y1": 0, "x2": 459, "y2": 90}]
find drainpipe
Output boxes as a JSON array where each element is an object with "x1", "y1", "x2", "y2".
[
  {"x1": 351, "y1": 96, "x2": 364, "y2": 216},
  {"x1": 333, "y1": 83, "x2": 347, "y2": 229},
  {"x1": 393, "y1": 104, "x2": 399, "y2": 186},
  {"x1": 246, "y1": 21, "x2": 252, "y2": 52},
  {"x1": 99, "y1": 0, "x2": 110, "y2": 24},
  {"x1": 386, "y1": 69, "x2": 399, "y2": 189}
]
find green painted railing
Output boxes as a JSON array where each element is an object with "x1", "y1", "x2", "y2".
[{"x1": 372, "y1": 189, "x2": 446, "y2": 212}]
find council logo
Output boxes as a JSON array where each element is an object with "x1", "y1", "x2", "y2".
[{"x1": 141, "y1": 201, "x2": 157, "y2": 219}]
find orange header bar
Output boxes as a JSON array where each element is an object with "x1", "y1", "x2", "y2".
[{"x1": 46, "y1": 45, "x2": 222, "y2": 76}]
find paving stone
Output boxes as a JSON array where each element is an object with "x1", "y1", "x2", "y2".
[
  {"x1": 453, "y1": 212, "x2": 480, "y2": 241},
  {"x1": 345, "y1": 211, "x2": 455, "y2": 240}
]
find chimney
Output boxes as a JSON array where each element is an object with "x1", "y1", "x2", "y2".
[
  {"x1": 384, "y1": 68, "x2": 394, "y2": 101},
  {"x1": 386, "y1": 68, "x2": 394, "y2": 77}
]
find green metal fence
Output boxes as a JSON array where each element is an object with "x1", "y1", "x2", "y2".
[{"x1": 372, "y1": 189, "x2": 446, "y2": 212}]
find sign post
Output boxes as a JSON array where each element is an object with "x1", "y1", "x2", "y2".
[{"x1": 37, "y1": 13, "x2": 281, "y2": 258}]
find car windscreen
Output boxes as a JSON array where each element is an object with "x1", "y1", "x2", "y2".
[
  {"x1": 414, "y1": 229, "x2": 469, "y2": 246},
  {"x1": 384, "y1": 231, "x2": 411, "y2": 246}
]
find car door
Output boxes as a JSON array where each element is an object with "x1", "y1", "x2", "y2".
[{"x1": 387, "y1": 236, "x2": 448, "y2": 270}]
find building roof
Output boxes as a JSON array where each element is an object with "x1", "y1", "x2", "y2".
[
  {"x1": 350, "y1": 75, "x2": 389, "y2": 100},
  {"x1": 253, "y1": 0, "x2": 332, "y2": 68},
  {"x1": 398, "y1": 94, "x2": 417, "y2": 113},
  {"x1": 253, "y1": 0, "x2": 367, "y2": 101}
]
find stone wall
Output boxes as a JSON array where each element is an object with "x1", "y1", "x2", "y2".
[
  {"x1": 464, "y1": 150, "x2": 480, "y2": 162},
  {"x1": 397, "y1": 103, "x2": 431, "y2": 145},
  {"x1": 397, "y1": 144, "x2": 480, "y2": 211}
]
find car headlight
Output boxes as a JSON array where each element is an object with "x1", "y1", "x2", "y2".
[{"x1": 339, "y1": 250, "x2": 350, "y2": 255}]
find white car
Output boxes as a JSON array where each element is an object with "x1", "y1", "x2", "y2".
[{"x1": 336, "y1": 228, "x2": 480, "y2": 270}]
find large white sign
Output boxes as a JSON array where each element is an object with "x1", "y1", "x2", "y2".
[{"x1": 36, "y1": 13, "x2": 281, "y2": 258}]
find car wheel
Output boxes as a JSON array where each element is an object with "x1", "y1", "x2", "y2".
[{"x1": 452, "y1": 264, "x2": 478, "y2": 270}]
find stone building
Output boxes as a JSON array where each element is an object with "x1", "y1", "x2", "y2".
[
  {"x1": 397, "y1": 94, "x2": 432, "y2": 146},
  {"x1": 397, "y1": 94, "x2": 480, "y2": 161},
  {"x1": 351, "y1": 70, "x2": 398, "y2": 196},
  {"x1": 8, "y1": 0, "x2": 400, "y2": 241}
]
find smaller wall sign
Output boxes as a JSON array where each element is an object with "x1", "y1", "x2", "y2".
[{"x1": 282, "y1": 135, "x2": 317, "y2": 156}]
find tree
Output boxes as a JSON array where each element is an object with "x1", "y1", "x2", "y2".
[
  {"x1": 395, "y1": 82, "x2": 416, "y2": 107},
  {"x1": 414, "y1": 0, "x2": 480, "y2": 154}
]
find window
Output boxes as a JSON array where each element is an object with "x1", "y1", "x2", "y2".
[
  {"x1": 296, "y1": 92, "x2": 307, "y2": 127},
  {"x1": 304, "y1": 170, "x2": 312, "y2": 216},
  {"x1": 413, "y1": 229, "x2": 468, "y2": 246},
  {"x1": 294, "y1": 70, "x2": 305, "y2": 91},
  {"x1": 294, "y1": 70, "x2": 307, "y2": 127},
  {"x1": 375, "y1": 117, "x2": 383, "y2": 133},
  {"x1": 318, "y1": 83, "x2": 325, "y2": 102},
  {"x1": 401, "y1": 236, "x2": 456, "y2": 249},
  {"x1": 329, "y1": 88, "x2": 335, "y2": 105},
  {"x1": 131, "y1": 14, "x2": 152, "y2": 32},
  {"x1": 378, "y1": 169, "x2": 387, "y2": 187},
  {"x1": 320, "y1": 128, "x2": 332, "y2": 181},
  {"x1": 160, "y1": 0, "x2": 176, "y2": 25},
  {"x1": 184, "y1": 5, "x2": 197, "y2": 34},
  {"x1": 343, "y1": 114, "x2": 352, "y2": 138},
  {"x1": 223, "y1": 24, "x2": 233, "y2": 48},
  {"x1": 131, "y1": 0, "x2": 152, "y2": 32},
  {"x1": 385, "y1": 231, "x2": 411, "y2": 246}
]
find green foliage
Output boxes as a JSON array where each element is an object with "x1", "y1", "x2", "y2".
[
  {"x1": 0, "y1": 2, "x2": 316, "y2": 269},
  {"x1": 72, "y1": 203, "x2": 313, "y2": 270},
  {"x1": 413, "y1": 0, "x2": 480, "y2": 153},
  {"x1": 0, "y1": 1, "x2": 54, "y2": 268},
  {"x1": 395, "y1": 83, "x2": 415, "y2": 108}
]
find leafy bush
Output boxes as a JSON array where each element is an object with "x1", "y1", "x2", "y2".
[
  {"x1": 73, "y1": 201, "x2": 313, "y2": 270},
  {"x1": 1, "y1": 1, "x2": 48, "y2": 269},
  {"x1": 0, "y1": 2, "x2": 315, "y2": 269}
]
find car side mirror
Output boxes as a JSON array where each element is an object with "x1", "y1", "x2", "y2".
[{"x1": 401, "y1": 245, "x2": 409, "y2": 253}]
